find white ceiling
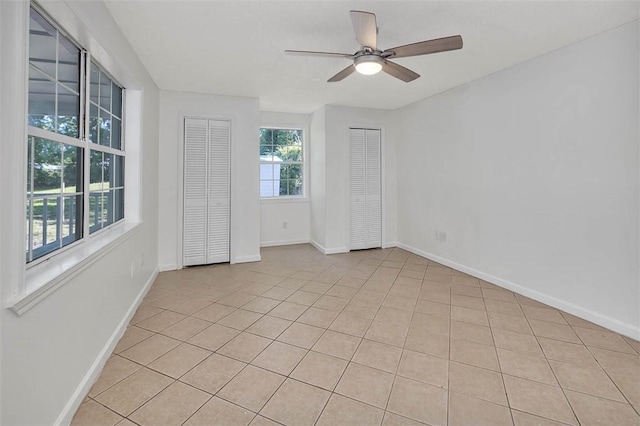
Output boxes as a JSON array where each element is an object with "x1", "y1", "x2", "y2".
[{"x1": 104, "y1": 1, "x2": 638, "y2": 113}]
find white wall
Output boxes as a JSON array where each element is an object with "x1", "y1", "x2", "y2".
[
  {"x1": 396, "y1": 21, "x2": 640, "y2": 338},
  {"x1": 323, "y1": 105, "x2": 398, "y2": 252},
  {"x1": 0, "y1": 1, "x2": 161, "y2": 424},
  {"x1": 260, "y1": 112, "x2": 310, "y2": 246},
  {"x1": 158, "y1": 91, "x2": 261, "y2": 270},
  {"x1": 310, "y1": 107, "x2": 327, "y2": 248}
]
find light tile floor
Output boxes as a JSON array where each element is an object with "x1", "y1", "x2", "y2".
[{"x1": 73, "y1": 245, "x2": 640, "y2": 426}]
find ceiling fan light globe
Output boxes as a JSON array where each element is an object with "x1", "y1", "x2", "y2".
[
  {"x1": 355, "y1": 61, "x2": 382, "y2": 75},
  {"x1": 354, "y1": 55, "x2": 384, "y2": 75}
]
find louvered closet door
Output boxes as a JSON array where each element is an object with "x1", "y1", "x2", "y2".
[
  {"x1": 183, "y1": 118, "x2": 209, "y2": 265},
  {"x1": 365, "y1": 129, "x2": 381, "y2": 248},
  {"x1": 207, "y1": 120, "x2": 230, "y2": 264},
  {"x1": 349, "y1": 129, "x2": 366, "y2": 250},
  {"x1": 349, "y1": 128, "x2": 381, "y2": 250},
  {"x1": 183, "y1": 118, "x2": 230, "y2": 266}
]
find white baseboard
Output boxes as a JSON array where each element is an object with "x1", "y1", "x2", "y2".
[
  {"x1": 397, "y1": 242, "x2": 640, "y2": 341},
  {"x1": 310, "y1": 240, "x2": 348, "y2": 255},
  {"x1": 233, "y1": 255, "x2": 261, "y2": 264},
  {"x1": 55, "y1": 267, "x2": 159, "y2": 426},
  {"x1": 325, "y1": 247, "x2": 349, "y2": 255},
  {"x1": 309, "y1": 239, "x2": 325, "y2": 253},
  {"x1": 159, "y1": 263, "x2": 177, "y2": 272},
  {"x1": 260, "y1": 238, "x2": 310, "y2": 248},
  {"x1": 383, "y1": 241, "x2": 398, "y2": 249}
]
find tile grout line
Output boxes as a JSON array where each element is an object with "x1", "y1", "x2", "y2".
[
  {"x1": 515, "y1": 293, "x2": 581, "y2": 426},
  {"x1": 75, "y1": 245, "x2": 640, "y2": 425}
]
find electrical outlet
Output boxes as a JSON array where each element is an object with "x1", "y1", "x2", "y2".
[
  {"x1": 435, "y1": 229, "x2": 448, "y2": 242},
  {"x1": 283, "y1": 221, "x2": 288, "y2": 229}
]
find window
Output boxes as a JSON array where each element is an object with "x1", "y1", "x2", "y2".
[
  {"x1": 26, "y1": 6, "x2": 125, "y2": 264},
  {"x1": 259, "y1": 128, "x2": 303, "y2": 197}
]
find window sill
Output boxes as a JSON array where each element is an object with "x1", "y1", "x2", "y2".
[
  {"x1": 8, "y1": 221, "x2": 142, "y2": 316},
  {"x1": 260, "y1": 197, "x2": 310, "y2": 204}
]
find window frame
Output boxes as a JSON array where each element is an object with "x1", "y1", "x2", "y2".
[
  {"x1": 25, "y1": 4, "x2": 127, "y2": 268},
  {"x1": 259, "y1": 126, "x2": 306, "y2": 199}
]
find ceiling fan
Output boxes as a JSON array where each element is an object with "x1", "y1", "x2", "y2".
[{"x1": 285, "y1": 10, "x2": 463, "y2": 83}]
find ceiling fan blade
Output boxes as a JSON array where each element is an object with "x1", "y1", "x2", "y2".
[
  {"x1": 383, "y1": 35, "x2": 463, "y2": 59},
  {"x1": 285, "y1": 50, "x2": 354, "y2": 58},
  {"x1": 350, "y1": 10, "x2": 377, "y2": 49},
  {"x1": 382, "y1": 60, "x2": 420, "y2": 82},
  {"x1": 328, "y1": 65, "x2": 356, "y2": 82}
]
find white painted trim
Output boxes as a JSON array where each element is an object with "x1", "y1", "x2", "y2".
[
  {"x1": 260, "y1": 238, "x2": 310, "y2": 248},
  {"x1": 310, "y1": 239, "x2": 326, "y2": 254},
  {"x1": 159, "y1": 263, "x2": 178, "y2": 272},
  {"x1": 233, "y1": 255, "x2": 261, "y2": 264},
  {"x1": 310, "y1": 240, "x2": 348, "y2": 255},
  {"x1": 325, "y1": 247, "x2": 349, "y2": 255},
  {"x1": 54, "y1": 267, "x2": 158, "y2": 426},
  {"x1": 9, "y1": 222, "x2": 142, "y2": 316},
  {"x1": 382, "y1": 241, "x2": 397, "y2": 249},
  {"x1": 260, "y1": 197, "x2": 310, "y2": 204},
  {"x1": 397, "y1": 242, "x2": 640, "y2": 340}
]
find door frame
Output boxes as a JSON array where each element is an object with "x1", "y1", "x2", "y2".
[
  {"x1": 346, "y1": 125, "x2": 386, "y2": 251},
  {"x1": 178, "y1": 114, "x2": 232, "y2": 268}
]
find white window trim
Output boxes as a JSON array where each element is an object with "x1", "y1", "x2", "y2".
[
  {"x1": 2, "y1": 1, "x2": 144, "y2": 316},
  {"x1": 259, "y1": 126, "x2": 307, "y2": 200},
  {"x1": 9, "y1": 220, "x2": 141, "y2": 315},
  {"x1": 260, "y1": 197, "x2": 309, "y2": 204}
]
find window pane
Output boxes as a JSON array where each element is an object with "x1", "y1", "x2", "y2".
[
  {"x1": 27, "y1": 136, "x2": 82, "y2": 262},
  {"x1": 32, "y1": 196, "x2": 59, "y2": 255},
  {"x1": 260, "y1": 146, "x2": 273, "y2": 160},
  {"x1": 111, "y1": 117, "x2": 122, "y2": 150},
  {"x1": 90, "y1": 150, "x2": 103, "y2": 187},
  {"x1": 260, "y1": 163, "x2": 274, "y2": 181},
  {"x1": 57, "y1": 84, "x2": 79, "y2": 138},
  {"x1": 114, "y1": 155, "x2": 124, "y2": 188},
  {"x1": 105, "y1": 190, "x2": 115, "y2": 226},
  {"x1": 34, "y1": 138, "x2": 62, "y2": 193},
  {"x1": 62, "y1": 145, "x2": 82, "y2": 192},
  {"x1": 58, "y1": 36, "x2": 80, "y2": 93},
  {"x1": 28, "y1": 71, "x2": 55, "y2": 130},
  {"x1": 90, "y1": 63, "x2": 99, "y2": 104},
  {"x1": 61, "y1": 195, "x2": 82, "y2": 246},
  {"x1": 260, "y1": 128, "x2": 273, "y2": 144},
  {"x1": 89, "y1": 192, "x2": 100, "y2": 232},
  {"x1": 26, "y1": 201, "x2": 31, "y2": 260},
  {"x1": 27, "y1": 137, "x2": 33, "y2": 193},
  {"x1": 279, "y1": 165, "x2": 302, "y2": 196},
  {"x1": 89, "y1": 104, "x2": 99, "y2": 144},
  {"x1": 114, "y1": 188, "x2": 124, "y2": 221},
  {"x1": 29, "y1": 8, "x2": 57, "y2": 78},
  {"x1": 112, "y1": 85, "x2": 122, "y2": 118},
  {"x1": 98, "y1": 193, "x2": 107, "y2": 226},
  {"x1": 99, "y1": 109, "x2": 111, "y2": 147},
  {"x1": 99, "y1": 71, "x2": 112, "y2": 111},
  {"x1": 32, "y1": 202, "x2": 44, "y2": 252},
  {"x1": 28, "y1": 6, "x2": 81, "y2": 140},
  {"x1": 278, "y1": 144, "x2": 302, "y2": 162},
  {"x1": 260, "y1": 180, "x2": 276, "y2": 197},
  {"x1": 103, "y1": 153, "x2": 113, "y2": 190}
]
